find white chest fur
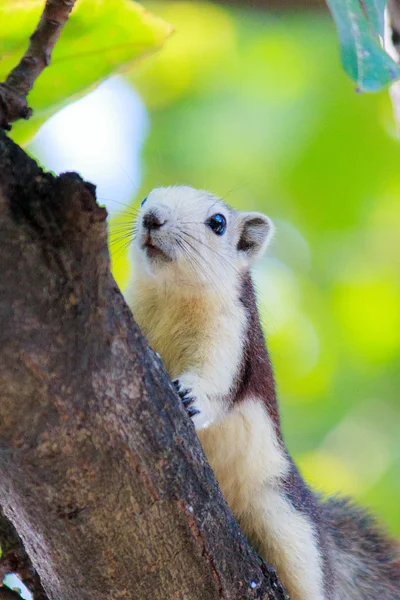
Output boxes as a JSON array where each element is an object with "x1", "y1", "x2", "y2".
[
  {"x1": 131, "y1": 276, "x2": 246, "y2": 428},
  {"x1": 131, "y1": 278, "x2": 244, "y2": 378}
]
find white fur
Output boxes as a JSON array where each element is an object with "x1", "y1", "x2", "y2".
[
  {"x1": 131, "y1": 186, "x2": 274, "y2": 293},
  {"x1": 130, "y1": 185, "x2": 265, "y2": 430},
  {"x1": 198, "y1": 399, "x2": 290, "y2": 512},
  {"x1": 129, "y1": 186, "x2": 326, "y2": 600},
  {"x1": 254, "y1": 490, "x2": 326, "y2": 600},
  {"x1": 131, "y1": 261, "x2": 246, "y2": 430},
  {"x1": 199, "y1": 400, "x2": 326, "y2": 600}
]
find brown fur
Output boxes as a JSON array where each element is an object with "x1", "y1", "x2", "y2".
[{"x1": 234, "y1": 272, "x2": 281, "y2": 432}]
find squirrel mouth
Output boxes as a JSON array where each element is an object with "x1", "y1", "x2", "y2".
[{"x1": 143, "y1": 236, "x2": 168, "y2": 260}]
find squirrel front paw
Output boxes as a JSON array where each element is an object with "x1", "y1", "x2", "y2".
[
  {"x1": 172, "y1": 373, "x2": 217, "y2": 430},
  {"x1": 173, "y1": 379, "x2": 201, "y2": 420}
]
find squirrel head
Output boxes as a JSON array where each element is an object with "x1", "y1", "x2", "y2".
[{"x1": 132, "y1": 185, "x2": 274, "y2": 287}]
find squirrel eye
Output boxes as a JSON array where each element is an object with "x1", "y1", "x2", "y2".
[
  {"x1": 207, "y1": 213, "x2": 226, "y2": 236},
  {"x1": 140, "y1": 196, "x2": 148, "y2": 207}
]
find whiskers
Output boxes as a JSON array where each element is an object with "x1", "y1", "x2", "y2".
[
  {"x1": 183, "y1": 230, "x2": 240, "y2": 277},
  {"x1": 97, "y1": 196, "x2": 141, "y2": 217},
  {"x1": 106, "y1": 204, "x2": 241, "y2": 310},
  {"x1": 108, "y1": 217, "x2": 138, "y2": 262},
  {"x1": 174, "y1": 230, "x2": 238, "y2": 305},
  {"x1": 97, "y1": 195, "x2": 141, "y2": 261}
]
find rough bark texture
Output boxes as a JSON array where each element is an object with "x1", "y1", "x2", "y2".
[
  {"x1": 0, "y1": 130, "x2": 288, "y2": 600},
  {"x1": 0, "y1": 0, "x2": 77, "y2": 130}
]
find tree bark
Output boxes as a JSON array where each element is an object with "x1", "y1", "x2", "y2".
[{"x1": 0, "y1": 130, "x2": 288, "y2": 600}]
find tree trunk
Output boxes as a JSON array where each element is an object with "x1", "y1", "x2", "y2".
[{"x1": 0, "y1": 130, "x2": 288, "y2": 600}]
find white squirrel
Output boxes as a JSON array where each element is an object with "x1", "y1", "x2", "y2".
[{"x1": 130, "y1": 185, "x2": 400, "y2": 600}]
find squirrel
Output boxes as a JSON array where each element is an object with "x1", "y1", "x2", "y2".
[{"x1": 129, "y1": 185, "x2": 400, "y2": 600}]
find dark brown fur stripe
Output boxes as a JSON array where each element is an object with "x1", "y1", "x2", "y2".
[{"x1": 234, "y1": 271, "x2": 281, "y2": 435}]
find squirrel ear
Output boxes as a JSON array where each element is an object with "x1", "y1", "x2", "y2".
[{"x1": 237, "y1": 212, "x2": 274, "y2": 263}]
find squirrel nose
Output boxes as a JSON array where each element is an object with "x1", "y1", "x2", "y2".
[{"x1": 143, "y1": 211, "x2": 166, "y2": 231}]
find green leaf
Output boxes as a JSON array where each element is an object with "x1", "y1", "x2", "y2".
[
  {"x1": 0, "y1": 0, "x2": 172, "y2": 143},
  {"x1": 326, "y1": 0, "x2": 400, "y2": 91},
  {"x1": 361, "y1": 0, "x2": 387, "y2": 38}
]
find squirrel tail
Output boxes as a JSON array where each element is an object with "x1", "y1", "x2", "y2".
[{"x1": 323, "y1": 496, "x2": 400, "y2": 599}]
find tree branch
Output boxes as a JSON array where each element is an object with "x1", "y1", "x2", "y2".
[
  {"x1": 0, "y1": 0, "x2": 76, "y2": 131},
  {"x1": 0, "y1": 130, "x2": 288, "y2": 600}
]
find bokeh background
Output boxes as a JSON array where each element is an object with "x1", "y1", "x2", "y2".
[{"x1": 14, "y1": 0, "x2": 400, "y2": 543}]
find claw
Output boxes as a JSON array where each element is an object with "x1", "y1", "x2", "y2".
[
  {"x1": 181, "y1": 395, "x2": 194, "y2": 407},
  {"x1": 173, "y1": 379, "x2": 191, "y2": 400},
  {"x1": 187, "y1": 407, "x2": 201, "y2": 418},
  {"x1": 173, "y1": 378, "x2": 200, "y2": 420}
]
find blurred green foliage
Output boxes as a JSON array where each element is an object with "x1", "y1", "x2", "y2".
[
  {"x1": 1, "y1": 0, "x2": 171, "y2": 144},
  {"x1": 7, "y1": 0, "x2": 399, "y2": 536},
  {"x1": 120, "y1": 2, "x2": 399, "y2": 533}
]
